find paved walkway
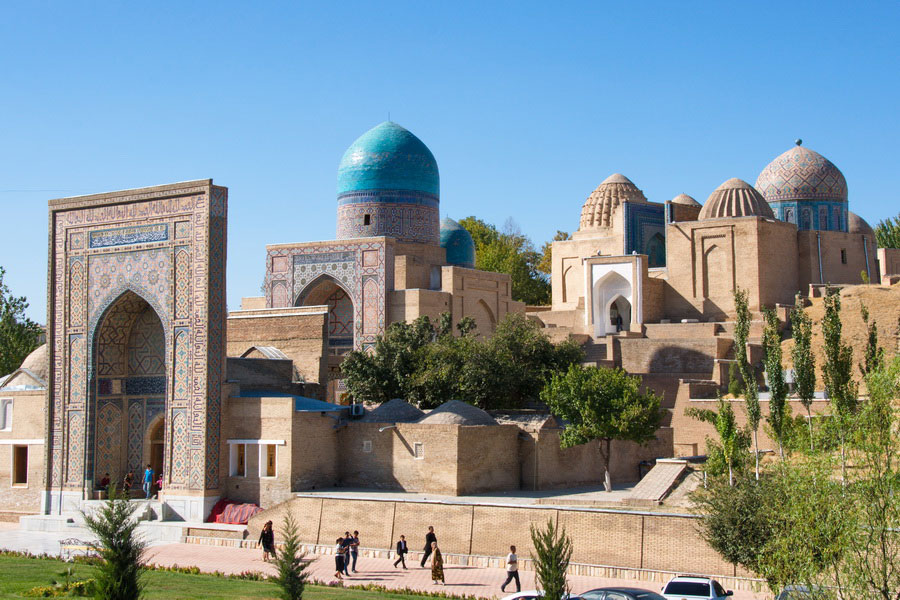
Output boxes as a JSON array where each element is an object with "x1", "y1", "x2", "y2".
[
  {"x1": 0, "y1": 523, "x2": 767, "y2": 599},
  {"x1": 144, "y1": 543, "x2": 766, "y2": 599}
]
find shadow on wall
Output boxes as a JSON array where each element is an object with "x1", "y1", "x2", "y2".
[{"x1": 648, "y1": 347, "x2": 715, "y2": 376}]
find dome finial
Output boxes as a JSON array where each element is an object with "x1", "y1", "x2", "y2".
[{"x1": 795, "y1": 138, "x2": 802, "y2": 146}]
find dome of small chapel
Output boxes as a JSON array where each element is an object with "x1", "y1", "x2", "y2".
[
  {"x1": 579, "y1": 173, "x2": 647, "y2": 231},
  {"x1": 699, "y1": 178, "x2": 775, "y2": 220}
]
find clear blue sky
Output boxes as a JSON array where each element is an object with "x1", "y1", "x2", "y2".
[{"x1": 2, "y1": 2, "x2": 897, "y2": 321}]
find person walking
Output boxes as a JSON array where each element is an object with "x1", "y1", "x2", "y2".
[
  {"x1": 333, "y1": 537, "x2": 345, "y2": 580},
  {"x1": 430, "y1": 541, "x2": 444, "y2": 585},
  {"x1": 420, "y1": 525, "x2": 437, "y2": 567},
  {"x1": 258, "y1": 520, "x2": 276, "y2": 562},
  {"x1": 393, "y1": 535, "x2": 408, "y2": 569},
  {"x1": 500, "y1": 545, "x2": 520, "y2": 593},
  {"x1": 349, "y1": 530, "x2": 360, "y2": 572},
  {"x1": 340, "y1": 532, "x2": 352, "y2": 576},
  {"x1": 142, "y1": 464, "x2": 154, "y2": 499}
]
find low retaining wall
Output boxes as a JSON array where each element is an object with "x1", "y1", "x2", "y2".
[{"x1": 246, "y1": 494, "x2": 761, "y2": 589}]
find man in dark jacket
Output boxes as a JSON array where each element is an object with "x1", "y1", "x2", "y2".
[
  {"x1": 393, "y1": 534, "x2": 408, "y2": 569},
  {"x1": 420, "y1": 526, "x2": 437, "y2": 568}
]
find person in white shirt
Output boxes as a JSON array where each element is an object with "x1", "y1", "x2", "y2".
[{"x1": 500, "y1": 544, "x2": 520, "y2": 593}]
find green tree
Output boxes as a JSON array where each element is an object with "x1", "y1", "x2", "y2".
[
  {"x1": 530, "y1": 519, "x2": 572, "y2": 600},
  {"x1": 686, "y1": 397, "x2": 752, "y2": 486},
  {"x1": 733, "y1": 288, "x2": 761, "y2": 479},
  {"x1": 858, "y1": 302, "x2": 884, "y2": 377},
  {"x1": 82, "y1": 487, "x2": 147, "y2": 600},
  {"x1": 271, "y1": 512, "x2": 309, "y2": 600},
  {"x1": 874, "y1": 211, "x2": 900, "y2": 249},
  {"x1": 821, "y1": 289, "x2": 858, "y2": 485},
  {"x1": 458, "y1": 216, "x2": 551, "y2": 305},
  {"x1": 790, "y1": 304, "x2": 817, "y2": 451},
  {"x1": 762, "y1": 308, "x2": 788, "y2": 460},
  {"x1": 542, "y1": 365, "x2": 662, "y2": 491},
  {"x1": 0, "y1": 266, "x2": 42, "y2": 376},
  {"x1": 537, "y1": 230, "x2": 571, "y2": 275}
]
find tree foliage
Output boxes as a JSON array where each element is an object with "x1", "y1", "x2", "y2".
[
  {"x1": 733, "y1": 288, "x2": 761, "y2": 479},
  {"x1": 0, "y1": 266, "x2": 42, "y2": 376},
  {"x1": 694, "y1": 356, "x2": 900, "y2": 599},
  {"x1": 686, "y1": 397, "x2": 751, "y2": 486},
  {"x1": 790, "y1": 303, "x2": 817, "y2": 449},
  {"x1": 822, "y1": 289, "x2": 858, "y2": 483},
  {"x1": 762, "y1": 308, "x2": 788, "y2": 459},
  {"x1": 342, "y1": 313, "x2": 583, "y2": 409},
  {"x1": 458, "y1": 217, "x2": 551, "y2": 305},
  {"x1": 272, "y1": 512, "x2": 309, "y2": 600},
  {"x1": 542, "y1": 364, "x2": 662, "y2": 491},
  {"x1": 537, "y1": 230, "x2": 571, "y2": 275},
  {"x1": 82, "y1": 487, "x2": 147, "y2": 600},
  {"x1": 529, "y1": 519, "x2": 572, "y2": 600},
  {"x1": 858, "y1": 302, "x2": 884, "y2": 377},
  {"x1": 874, "y1": 211, "x2": 900, "y2": 249}
]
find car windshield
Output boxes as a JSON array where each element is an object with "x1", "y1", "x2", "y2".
[{"x1": 665, "y1": 582, "x2": 711, "y2": 596}]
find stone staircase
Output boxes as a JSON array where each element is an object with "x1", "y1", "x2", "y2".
[{"x1": 623, "y1": 459, "x2": 689, "y2": 506}]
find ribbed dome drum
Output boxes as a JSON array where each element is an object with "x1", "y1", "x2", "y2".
[
  {"x1": 336, "y1": 121, "x2": 440, "y2": 244},
  {"x1": 578, "y1": 173, "x2": 647, "y2": 231},
  {"x1": 699, "y1": 178, "x2": 775, "y2": 220}
]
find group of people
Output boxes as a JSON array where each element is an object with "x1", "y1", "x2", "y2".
[
  {"x1": 257, "y1": 523, "x2": 522, "y2": 592},
  {"x1": 96, "y1": 464, "x2": 163, "y2": 500}
]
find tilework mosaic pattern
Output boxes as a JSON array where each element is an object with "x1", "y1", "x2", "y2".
[
  {"x1": 266, "y1": 238, "x2": 391, "y2": 349},
  {"x1": 756, "y1": 145, "x2": 848, "y2": 203},
  {"x1": 624, "y1": 203, "x2": 666, "y2": 267},
  {"x1": 95, "y1": 402, "x2": 122, "y2": 481},
  {"x1": 337, "y1": 197, "x2": 439, "y2": 244},
  {"x1": 48, "y1": 182, "x2": 227, "y2": 497}
]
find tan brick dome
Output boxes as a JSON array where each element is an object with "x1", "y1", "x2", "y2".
[
  {"x1": 19, "y1": 343, "x2": 48, "y2": 382},
  {"x1": 699, "y1": 178, "x2": 775, "y2": 220},
  {"x1": 671, "y1": 193, "x2": 701, "y2": 207},
  {"x1": 848, "y1": 211, "x2": 874, "y2": 236},
  {"x1": 579, "y1": 173, "x2": 647, "y2": 231}
]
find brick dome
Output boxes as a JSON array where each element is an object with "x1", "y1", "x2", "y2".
[
  {"x1": 578, "y1": 173, "x2": 647, "y2": 231},
  {"x1": 699, "y1": 178, "x2": 775, "y2": 220}
]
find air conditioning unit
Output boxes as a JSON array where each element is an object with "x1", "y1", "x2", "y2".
[{"x1": 349, "y1": 403, "x2": 365, "y2": 418}]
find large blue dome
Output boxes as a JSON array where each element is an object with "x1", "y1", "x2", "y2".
[
  {"x1": 440, "y1": 218, "x2": 476, "y2": 268},
  {"x1": 337, "y1": 122, "x2": 439, "y2": 196}
]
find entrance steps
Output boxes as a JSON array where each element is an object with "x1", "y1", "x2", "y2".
[{"x1": 623, "y1": 459, "x2": 689, "y2": 506}]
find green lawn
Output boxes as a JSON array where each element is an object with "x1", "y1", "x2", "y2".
[{"x1": 0, "y1": 555, "x2": 444, "y2": 600}]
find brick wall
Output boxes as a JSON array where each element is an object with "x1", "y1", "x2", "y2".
[
  {"x1": 226, "y1": 308, "x2": 328, "y2": 384},
  {"x1": 0, "y1": 389, "x2": 45, "y2": 514},
  {"x1": 249, "y1": 495, "x2": 740, "y2": 578}
]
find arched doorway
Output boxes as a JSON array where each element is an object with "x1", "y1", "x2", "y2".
[
  {"x1": 608, "y1": 295, "x2": 632, "y2": 333},
  {"x1": 91, "y1": 290, "x2": 166, "y2": 492},
  {"x1": 296, "y1": 275, "x2": 355, "y2": 353},
  {"x1": 592, "y1": 271, "x2": 632, "y2": 338}
]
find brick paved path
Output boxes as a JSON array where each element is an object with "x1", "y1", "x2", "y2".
[{"x1": 144, "y1": 543, "x2": 767, "y2": 599}]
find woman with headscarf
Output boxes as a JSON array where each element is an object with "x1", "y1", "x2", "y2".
[
  {"x1": 430, "y1": 541, "x2": 444, "y2": 585},
  {"x1": 258, "y1": 520, "x2": 276, "y2": 562}
]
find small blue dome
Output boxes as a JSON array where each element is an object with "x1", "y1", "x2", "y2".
[
  {"x1": 337, "y1": 122, "x2": 439, "y2": 197},
  {"x1": 440, "y1": 218, "x2": 476, "y2": 268}
]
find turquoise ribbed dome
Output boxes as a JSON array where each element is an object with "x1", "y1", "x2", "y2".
[
  {"x1": 440, "y1": 218, "x2": 476, "y2": 268},
  {"x1": 337, "y1": 122, "x2": 439, "y2": 196}
]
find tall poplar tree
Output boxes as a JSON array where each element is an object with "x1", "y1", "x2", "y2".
[
  {"x1": 790, "y1": 304, "x2": 816, "y2": 451},
  {"x1": 733, "y1": 288, "x2": 761, "y2": 479},
  {"x1": 763, "y1": 308, "x2": 788, "y2": 460},
  {"x1": 821, "y1": 289, "x2": 858, "y2": 484}
]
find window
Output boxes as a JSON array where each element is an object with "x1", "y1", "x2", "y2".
[
  {"x1": 362, "y1": 440, "x2": 372, "y2": 453},
  {"x1": 259, "y1": 444, "x2": 277, "y2": 477},
  {"x1": 413, "y1": 442, "x2": 424, "y2": 460},
  {"x1": 230, "y1": 443, "x2": 246, "y2": 477},
  {"x1": 0, "y1": 399, "x2": 11, "y2": 431},
  {"x1": 841, "y1": 248, "x2": 847, "y2": 264},
  {"x1": 363, "y1": 214, "x2": 371, "y2": 226},
  {"x1": 12, "y1": 445, "x2": 27, "y2": 485}
]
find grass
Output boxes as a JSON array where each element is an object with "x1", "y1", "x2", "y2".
[{"x1": 0, "y1": 555, "x2": 450, "y2": 600}]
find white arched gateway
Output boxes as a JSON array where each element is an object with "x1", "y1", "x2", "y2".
[{"x1": 584, "y1": 255, "x2": 644, "y2": 338}]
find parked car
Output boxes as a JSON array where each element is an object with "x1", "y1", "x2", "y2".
[
  {"x1": 500, "y1": 592, "x2": 583, "y2": 600},
  {"x1": 660, "y1": 576, "x2": 732, "y2": 600},
  {"x1": 580, "y1": 586, "x2": 667, "y2": 600}
]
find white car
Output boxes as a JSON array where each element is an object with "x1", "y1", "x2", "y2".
[
  {"x1": 660, "y1": 576, "x2": 732, "y2": 600},
  {"x1": 500, "y1": 592, "x2": 583, "y2": 600}
]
